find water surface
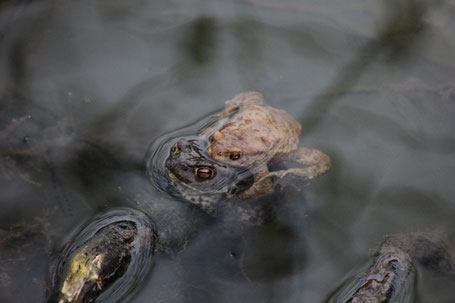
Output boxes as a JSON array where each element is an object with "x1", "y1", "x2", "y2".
[{"x1": 1, "y1": 0, "x2": 455, "y2": 302}]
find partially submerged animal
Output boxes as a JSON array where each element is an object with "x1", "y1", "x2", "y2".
[
  {"x1": 148, "y1": 92, "x2": 331, "y2": 220},
  {"x1": 331, "y1": 233, "x2": 455, "y2": 303},
  {"x1": 48, "y1": 208, "x2": 155, "y2": 303},
  {"x1": 203, "y1": 91, "x2": 331, "y2": 200}
]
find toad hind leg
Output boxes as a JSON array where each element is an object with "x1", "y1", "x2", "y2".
[
  {"x1": 291, "y1": 146, "x2": 331, "y2": 180},
  {"x1": 267, "y1": 147, "x2": 331, "y2": 189},
  {"x1": 236, "y1": 147, "x2": 331, "y2": 201},
  {"x1": 236, "y1": 167, "x2": 315, "y2": 201}
]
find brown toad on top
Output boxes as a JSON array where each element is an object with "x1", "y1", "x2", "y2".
[{"x1": 202, "y1": 91, "x2": 331, "y2": 200}]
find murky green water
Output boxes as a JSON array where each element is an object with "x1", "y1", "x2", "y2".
[{"x1": 1, "y1": 0, "x2": 454, "y2": 302}]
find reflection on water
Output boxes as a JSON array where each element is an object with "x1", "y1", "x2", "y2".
[{"x1": 1, "y1": 0, "x2": 455, "y2": 302}]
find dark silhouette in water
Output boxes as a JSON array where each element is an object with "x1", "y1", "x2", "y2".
[
  {"x1": 330, "y1": 233, "x2": 455, "y2": 303},
  {"x1": 47, "y1": 208, "x2": 155, "y2": 303}
]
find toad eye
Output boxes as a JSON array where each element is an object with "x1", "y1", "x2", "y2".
[
  {"x1": 229, "y1": 152, "x2": 241, "y2": 160},
  {"x1": 209, "y1": 135, "x2": 215, "y2": 144},
  {"x1": 171, "y1": 143, "x2": 179, "y2": 154},
  {"x1": 195, "y1": 167, "x2": 215, "y2": 180}
]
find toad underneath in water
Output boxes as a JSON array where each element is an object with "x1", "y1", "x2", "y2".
[
  {"x1": 202, "y1": 91, "x2": 331, "y2": 200},
  {"x1": 164, "y1": 137, "x2": 254, "y2": 216}
]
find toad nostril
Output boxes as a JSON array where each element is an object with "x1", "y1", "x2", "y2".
[{"x1": 176, "y1": 139, "x2": 188, "y2": 150}]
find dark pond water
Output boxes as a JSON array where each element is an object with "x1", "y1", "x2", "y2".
[{"x1": 1, "y1": 0, "x2": 455, "y2": 302}]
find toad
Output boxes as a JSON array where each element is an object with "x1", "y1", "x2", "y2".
[{"x1": 202, "y1": 91, "x2": 331, "y2": 200}]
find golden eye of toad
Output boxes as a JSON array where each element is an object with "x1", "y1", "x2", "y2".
[{"x1": 195, "y1": 167, "x2": 213, "y2": 179}]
